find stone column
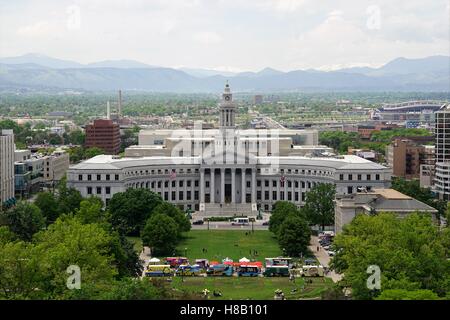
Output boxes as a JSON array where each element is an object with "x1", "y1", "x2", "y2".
[
  {"x1": 276, "y1": 177, "x2": 281, "y2": 202},
  {"x1": 200, "y1": 168, "x2": 205, "y2": 204},
  {"x1": 283, "y1": 177, "x2": 288, "y2": 201},
  {"x1": 251, "y1": 168, "x2": 256, "y2": 203},
  {"x1": 210, "y1": 169, "x2": 215, "y2": 204},
  {"x1": 241, "y1": 168, "x2": 246, "y2": 204},
  {"x1": 220, "y1": 168, "x2": 225, "y2": 204},
  {"x1": 231, "y1": 168, "x2": 236, "y2": 203}
]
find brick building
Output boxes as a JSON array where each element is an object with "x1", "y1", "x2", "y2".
[{"x1": 85, "y1": 119, "x2": 121, "y2": 155}]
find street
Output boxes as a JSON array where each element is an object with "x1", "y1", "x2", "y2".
[{"x1": 308, "y1": 236, "x2": 342, "y2": 283}]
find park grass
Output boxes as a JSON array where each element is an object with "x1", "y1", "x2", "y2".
[
  {"x1": 126, "y1": 236, "x2": 143, "y2": 253},
  {"x1": 170, "y1": 276, "x2": 333, "y2": 300},
  {"x1": 175, "y1": 230, "x2": 282, "y2": 262}
]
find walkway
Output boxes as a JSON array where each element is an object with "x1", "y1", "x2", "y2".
[{"x1": 308, "y1": 236, "x2": 342, "y2": 283}]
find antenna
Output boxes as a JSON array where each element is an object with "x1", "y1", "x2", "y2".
[
  {"x1": 118, "y1": 90, "x2": 122, "y2": 117},
  {"x1": 106, "y1": 100, "x2": 111, "y2": 119}
]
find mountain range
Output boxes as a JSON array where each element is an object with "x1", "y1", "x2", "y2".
[{"x1": 0, "y1": 53, "x2": 448, "y2": 92}]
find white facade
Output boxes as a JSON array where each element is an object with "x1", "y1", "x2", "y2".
[
  {"x1": 434, "y1": 104, "x2": 450, "y2": 200},
  {"x1": 0, "y1": 130, "x2": 15, "y2": 207},
  {"x1": 67, "y1": 84, "x2": 391, "y2": 216}
]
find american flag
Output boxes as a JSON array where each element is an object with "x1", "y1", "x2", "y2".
[{"x1": 169, "y1": 170, "x2": 177, "y2": 180}]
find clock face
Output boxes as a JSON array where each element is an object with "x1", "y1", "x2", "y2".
[{"x1": 225, "y1": 95, "x2": 231, "y2": 101}]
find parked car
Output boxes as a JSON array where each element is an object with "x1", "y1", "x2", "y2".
[
  {"x1": 262, "y1": 221, "x2": 269, "y2": 226},
  {"x1": 327, "y1": 251, "x2": 336, "y2": 256},
  {"x1": 193, "y1": 220, "x2": 204, "y2": 225}
]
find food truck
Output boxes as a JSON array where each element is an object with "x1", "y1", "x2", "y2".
[
  {"x1": 263, "y1": 265, "x2": 290, "y2": 277},
  {"x1": 145, "y1": 265, "x2": 173, "y2": 277},
  {"x1": 265, "y1": 257, "x2": 292, "y2": 268},
  {"x1": 165, "y1": 257, "x2": 189, "y2": 268},
  {"x1": 175, "y1": 265, "x2": 203, "y2": 276},
  {"x1": 206, "y1": 264, "x2": 234, "y2": 276},
  {"x1": 302, "y1": 265, "x2": 325, "y2": 277},
  {"x1": 195, "y1": 259, "x2": 209, "y2": 270},
  {"x1": 237, "y1": 264, "x2": 261, "y2": 277}
]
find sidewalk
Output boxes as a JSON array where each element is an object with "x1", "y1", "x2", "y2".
[
  {"x1": 139, "y1": 246, "x2": 151, "y2": 278},
  {"x1": 308, "y1": 236, "x2": 342, "y2": 283}
]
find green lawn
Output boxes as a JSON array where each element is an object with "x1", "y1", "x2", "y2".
[
  {"x1": 175, "y1": 230, "x2": 282, "y2": 262},
  {"x1": 126, "y1": 236, "x2": 143, "y2": 253},
  {"x1": 170, "y1": 276, "x2": 333, "y2": 300}
]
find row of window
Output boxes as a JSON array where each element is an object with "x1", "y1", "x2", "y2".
[
  {"x1": 339, "y1": 174, "x2": 380, "y2": 181},
  {"x1": 79, "y1": 174, "x2": 119, "y2": 181}
]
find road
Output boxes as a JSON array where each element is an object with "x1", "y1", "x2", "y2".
[
  {"x1": 191, "y1": 221, "x2": 269, "y2": 231},
  {"x1": 308, "y1": 236, "x2": 342, "y2": 283}
]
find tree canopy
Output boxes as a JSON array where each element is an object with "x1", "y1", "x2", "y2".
[
  {"x1": 331, "y1": 213, "x2": 450, "y2": 300},
  {"x1": 302, "y1": 183, "x2": 336, "y2": 229}
]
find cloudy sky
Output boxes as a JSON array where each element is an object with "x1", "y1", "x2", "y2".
[{"x1": 0, "y1": 0, "x2": 449, "y2": 71}]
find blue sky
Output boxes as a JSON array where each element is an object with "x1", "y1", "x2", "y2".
[{"x1": 0, "y1": 0, "x2": 449, "y2": 71}]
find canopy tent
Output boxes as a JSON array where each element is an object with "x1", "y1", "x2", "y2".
[
  {"x1": 239, "y1": 257, "x2": 250, "y2": 262},
  {"x1": 148, "y1": 258, "x2": 161, "y2": 263},
  {"x1": 222, "y1": 257, "x2": 233, "y2": 263}
]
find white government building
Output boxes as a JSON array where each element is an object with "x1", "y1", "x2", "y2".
[{"x1": 67, "y1": 83, "x2": 391, "y2": 216}]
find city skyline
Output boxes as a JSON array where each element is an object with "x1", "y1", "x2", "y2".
[{"x1": 0, "y1": 0, "x2": 449, "y2": 72}]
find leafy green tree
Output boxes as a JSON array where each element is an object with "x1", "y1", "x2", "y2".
[
  {"x1": 375, "y1": 289, "x2": 440, "y2": 300},
  {"x1": 57, "y1": 179, "x2": 83, "y2": 214},
  {"x1": 34, "y1": 192, "x2": 59, "y2": 223},
  {"x1": 277, "y1": 215, "x2": 311, "y2": 256},
  {"x1": 4, "y1": 202, "x2": 46, "y2": 241},
  {"x1": 75, "y1": 197, "x2": 105, "y2": 225},
  {"x1": 269, "y1": 201, "x2": 304, "y2": 235},
  {"x1": 331, "y1": 213, "x2": 450, "y2": 299},
  {"x1": 33, "y1": 216, "x2": 117, "y2": 298},
  {"x1": 84, "y1": 147, "x2": 104, "y2": 159},
  {"x1": 0, "y1": 226, "x2": 16, "y2": 244},
  {"x1": 0, "y1": 241, "x2": 42, "y2": 299},
  {"x1": 109, "y1": 188, "x2": 162, "y2": 235},
  {"x1": 141, "y1": 214, "x2": 179, "y2": 256},
  {"x1": 151, "y1": 202, "x2": 190, "y2": 235},
  {"x1": 302, "y1": 183, "x2": 336, "y2": 230}
]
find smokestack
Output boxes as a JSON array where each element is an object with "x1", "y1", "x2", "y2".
[
  {"x1": 118, "y1": 90, "x2": 122, "y2": 117},
  {"x1": 106, "y1": 100, "x2": 111, "y2": 119}
]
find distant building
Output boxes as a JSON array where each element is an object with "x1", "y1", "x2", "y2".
[
  {"x1": 348, "y1": 147, "x2": 378, "y2": 162},
  {"x1": 335, "y1": 188, "x2": 438, "y2": 233},
  {"x1": 0, "y1": 130, "x2": 15, "y2": 208},
  {"x1": 420, "y1": 164, "x2": 435, "y2": 188},
  {"x1": 42, "y1": 150, "x2": 70, "y2": 185},
  {"x1": 14, "y1": 151, "x2": 44, "y2": 198},
  {"x1": 357, "y1": 123, "x2": 399, "y2": 140},
  {"x1": 434, "y1": 104, "x2": 450, "y2": 200},
  {"x1": 254, "y1": 95, "x2": 263, "y2": 105},
  {"x1": 372, "y1": 101, "x2": 445, "y2": 123},
  {"x1": 386, "y1": 138, "x2": 434, "y2": 180},
  {"x1": 85, "y1": 119, "x2": 121, "y2": 155}
]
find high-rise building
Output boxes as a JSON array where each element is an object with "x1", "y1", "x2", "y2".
[
  {"x1": 434, "y1": 104, "x2": 450, "y2": 199},
  {"x1": 385, "y1": 138, "x2": 434, "y2": 180},
  {"x1": 0, "y1": 130, "x2": 15, "y2": 208},
  {"x1": 85, "y1": 119, "x2": 121, "y2": 155}
]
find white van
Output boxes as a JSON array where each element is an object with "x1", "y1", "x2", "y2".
[{"x1": 232, "y1": 217, "x2": 250, "y2": 226}]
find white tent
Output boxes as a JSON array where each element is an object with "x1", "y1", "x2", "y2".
[
  {"x1": 222, "y1": 257, "x2": 233, "y2": 262},
  {"x1": 239, "y1": 257, "x2": 250, "y2": 263},
  {"x1": 149, "y1": 257, "x2": 161, "y2": 263}
]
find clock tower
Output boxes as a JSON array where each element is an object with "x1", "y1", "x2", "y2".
[{"x1": 219, "y1": 81, "x2": 236, "y2": 129}]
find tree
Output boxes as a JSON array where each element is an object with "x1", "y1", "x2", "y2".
[
  {"x1": 141, "y1": 214, "x2": 179, "y2": 256},
  {"x1": 151, "y1": 202, "x2": 190, "y2": 235},
  {"x1": 84, "y1": 147, "x2": 104, "y2": 159},
  {"x1": 277, "y1": 215, "x2": 311, "y2": 256},
  {"x1": 34, "y1": 192, "x2": 59, "y2": 223},
  {"x1": 75, "y1": 197, "x2": 105, "y2": 225},
  {"x1": 375, "y1": 289, "x2": 440, "y2": 300},
  {"x1": 4, "y1": 202, "x2": 46, "y2": 241},
  {"x1": 269, "y1": 201, "x2": 304, "y2": 235},
  {"x1": 302, "y1": 183, "x2": 336, "y2": 230},
  {"x1": 331, "y1": 213, "x2": 450, "y2": 299},
  {"x1": 33, "y1": 216, "x2": 117, "y2": 298},
  {"x1": 109, "y1": 189, "x2": 162, "y2": 235},
  {"x1": 57, "y1": 179, "x2": 83, "y2": 215}
]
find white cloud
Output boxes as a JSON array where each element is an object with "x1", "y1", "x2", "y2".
[
  {"x1": 193, "y1": 31, "x2": 223, "y2": 45},
  {"x1": 17, "y1": 21, "x2": 54, "y2": 37}
]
